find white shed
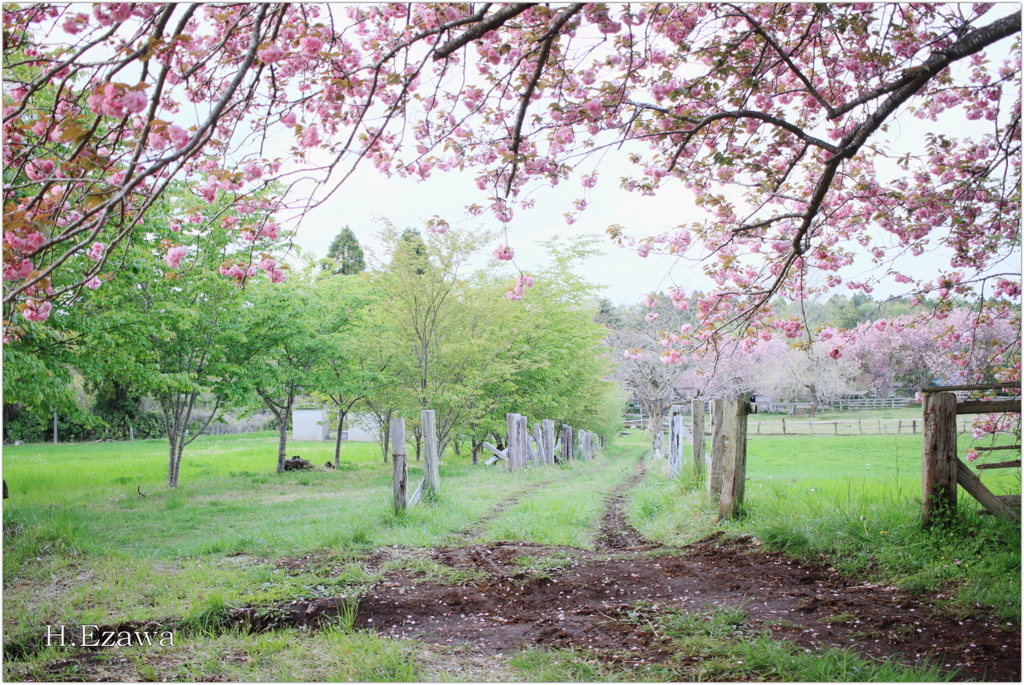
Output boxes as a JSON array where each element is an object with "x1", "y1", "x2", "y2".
[{"x1": 292, "y1": 408, "x2": 329, "y2": 441}]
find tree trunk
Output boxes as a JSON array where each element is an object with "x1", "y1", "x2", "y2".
[
  {"x1": 806, "y1": 384, "x2": 819, "y2": 419},
  {"x1": 167, "y1": 439, "x2": 180, "y2": 488},
  {"x1": 471, "y1": 437, "x2": 481, "y2": 465},
  {"x1": 276, "y1": 394, "x2": 294, "y2": 473},
  {"x1": 333, "y1": 409, "x2": 346, "y2": 468}
]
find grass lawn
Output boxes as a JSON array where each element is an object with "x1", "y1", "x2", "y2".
[{"x1": 2, "y1": 424, "x2": 1018, "y2": 680}]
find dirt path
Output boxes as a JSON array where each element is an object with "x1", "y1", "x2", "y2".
[{"x1": 351, "y1": 456, "x2": 1020, "y2": 681}]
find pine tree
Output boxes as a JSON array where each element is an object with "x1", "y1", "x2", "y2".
[{"x1": 324, "y1": 226, "x2": 366, "y2": 275}]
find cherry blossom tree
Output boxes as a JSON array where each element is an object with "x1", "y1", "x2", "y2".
[
  {"x1": 4, "y1": 3, "x2": 1020, "y2": 366},
  {"x1": 609, "y1": 292, "x2": 696, "y2": 457}
]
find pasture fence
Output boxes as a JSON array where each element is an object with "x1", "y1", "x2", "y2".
[
  {"x1": 920, "y1": 383, "x2": 1021, "y2": 525},
  {"x1": 391, "y1": 408, "x2": 602, "y2": 514}
]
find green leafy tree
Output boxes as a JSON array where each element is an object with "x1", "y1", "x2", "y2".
[
  {"x1": 323, "y1": 226, "x2": 366, "y2": 275},
  {"x1": 229, "y1": 268, "x2": 357, "y2": 473},
  {"x1": 72, "y1": 185, "x2": 265, "y2": 486}
]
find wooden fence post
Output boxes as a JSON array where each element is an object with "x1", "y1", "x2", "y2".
[
  {"x1": 708, "y1": 399, "x2": 725, "y2": 500},
  {"x1": 562, "y1": 426, "x2": 573, "y2": 462},
  {"x1": 692, "y1": 398, "x2": 705, "y2": 475},
  {"x1": 922, "y1": 392, "x2": 957, "y2": 525},
  {"x1": 506, "y1": 413, "x2": 520, "y2": 471},
  {"x1": 718, "y1": 400, "x2": 749, "y2": 521},
  {"x1": 391, "y1": 417, "x2": 407, "y2": 514},
  {"x1": 421, "y1": 409, "x2": 439, "y2": 496},
  {"x1": 668, "y1": 405, "x2": 683, "y2": 478},
  {"x1": 517, "y1": 415, "x2": 529, "y2": 468},
  {"x1": 542, "y1": 419, "x2": 555, "y2": 465}
]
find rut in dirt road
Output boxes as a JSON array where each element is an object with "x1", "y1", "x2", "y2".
[{"x1": 595, "y1": 452, "x2": 656, "y2": 551}]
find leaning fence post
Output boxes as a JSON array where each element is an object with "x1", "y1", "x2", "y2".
[
  {"x1": 562, "y1": 425, "x2": 573, "y2": 462},
  {"x1": 717, "y1": 400, "x2": 749, "y2": 521},
  {"x1": 922, "y1": 392, "x2": 958, "y2": 525},
  {"x1": 391, "y1": 417, "x2": 407, "y2": 514},
  {"x1": 421, "y1": 409, "x2": 439, "y2": 496}
]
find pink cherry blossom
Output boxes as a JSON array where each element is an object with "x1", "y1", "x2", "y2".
[
  {"x1": 167, "y1": 125, "x2": 189, "y2": 149},
  {"x1": 22, "y1": 300, "x2": 51, "y2": 322},
  {"x1": 85, "y1": 276, "x2": 102, "y2": 290},
  {"x1": 121, "y1": 89, "x2": 148, "y2": 114},
  {"x1": 25, "y1": 231, "x2": 47, "y2": 253},
  {"x1": 494, "y1": 245, "x2": 514, "y2": 261},
  {"x1": 164, "y1": 245, "x2": 188, "y2": 269},
  {"x1": 87, "y1": 242, "x2": 104, "y2": 261},
  {"x1": 258, "y1": 43, "x2": 285, "y2": 64},
  {"x1": 299, "y1": 36, "x2": 322, "y2": 55}
]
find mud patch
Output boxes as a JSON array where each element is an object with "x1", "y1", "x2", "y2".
[{"x1": 355, "y1": 535, "x2": 1019, "y2": 680}]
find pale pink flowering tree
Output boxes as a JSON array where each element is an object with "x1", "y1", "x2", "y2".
[{"x1": 3, "y1": 3, "x2": 1019, "y2": 362}]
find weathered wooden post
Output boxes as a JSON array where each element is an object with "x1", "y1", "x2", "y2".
[
  {"x1": 421, "y1": 409, "x2": 439, "y2": 496},
  {"x1": 922, "y1": 391, "x2": 958, "y2": 525},
  {"x1": 562, "y1": 425, "x2": 573, "y2": 462},
  {"x1": 517, "y1": 414, "x2": 529, "y2": 468},
  {"x1": 506, "y1": 413, "x2": 520, "y2": 471},
  {"x1": 717, "y1": 400, "x2": 749, "y2": 521},
  {"x1": 668, "y1": 405, "x2": 683, "y2": 478},
  {"x1": 577, "y1": 429, "x2": 586, "y2": 460},
  {"x1": 708, "y1": 399, "x2": 725, "y2": 500},
  {"x1": 542, "y1": 419, "x2": 555, "y2": 465},
  {"x1": 691, "y1": 398, "x2": 705, "y2": 475},
  {"x1": 390, "y1": 417, "x2": 407, "y2": 514}
]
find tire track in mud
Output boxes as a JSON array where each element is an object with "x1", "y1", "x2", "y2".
[{"x1": 594, "y1": 451, "x2": 657, "y2": 552}]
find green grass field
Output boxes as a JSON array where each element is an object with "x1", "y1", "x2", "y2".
[{"x1": 2, "y1": 425, "x2": 1019, "y2": 681}]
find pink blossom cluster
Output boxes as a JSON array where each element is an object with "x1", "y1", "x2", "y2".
[
  {"x1": 506, "y1": 274, "x2": 533, "y2": 301},
  {"x1": 493, "y1": 245, "x2": 515, "y2": 261}
]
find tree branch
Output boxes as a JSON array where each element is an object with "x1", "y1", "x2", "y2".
[
  {"x1": 831, "y1": 9, "x2": 1021, "y2": 119},
  {"x1": 433, "y1": 4, "x2": 533, "y2": 60}
]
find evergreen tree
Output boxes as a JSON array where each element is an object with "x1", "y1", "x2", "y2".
[
  {"x1": 324, "y1": 226, "x2": 366, "y2": 275},
  {"x1": 398, "y1": 228, "x2": 429, "y2": 275}
]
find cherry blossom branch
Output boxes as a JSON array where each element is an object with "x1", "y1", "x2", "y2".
[{"x1": 433, "y1": 4, "x2": 533, "y2": 60}]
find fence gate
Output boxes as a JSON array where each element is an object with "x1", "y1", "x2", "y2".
[{"x1": 921, "y1": 384, "x2": 1021, "y2": 525}]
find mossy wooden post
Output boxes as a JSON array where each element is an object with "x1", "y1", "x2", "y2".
[
  {"x1": 668, "y1": 405, "x2": 683, "y2": 478},
  {"x1": 561, "y1": 425, "x2": 573, "y2": 462},
  {"x1": 707, "y1": 399, "x2": 725, "y2": 500},
  {"x1": 390, "y1": 417, "x2": 407, "y2": 514},
  {"x1": 717, "y1": 400, "x2": 749, "y2": 521},
  {"x1": 542, "y1": 419, "x2": 555, "y2": 465},
  {"x1": 922, "y1": 392, "x2": 958, "y2": 525},
  {"x1": 421, "y1": 409, "x2": 439, "y2": 496},
  {"x1": 691, "y1": 398, "x2": 705, "y2": 476}
]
